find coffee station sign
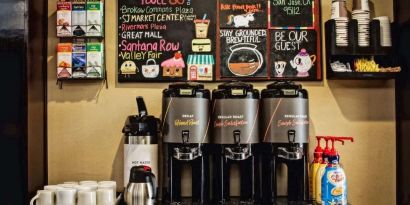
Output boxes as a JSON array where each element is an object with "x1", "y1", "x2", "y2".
[
  {"x1": 117, "y1": 0, "x2": 217, "y2": 82},
  {"x1": 117, "y1": 0, "x2": 322, "y2": 82}
]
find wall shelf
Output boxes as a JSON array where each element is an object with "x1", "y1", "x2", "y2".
[
  {"x1": 325, "y1": 19, "x2": 400, "y2": 80},
  {"x1": 57, "y1": 75, "x2": 107, "y2": 89},
  {"x1": 327, "y1": 71, "x2": 398, "y2": 80}
]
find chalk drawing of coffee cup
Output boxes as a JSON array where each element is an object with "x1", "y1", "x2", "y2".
[
  {"x1": 274, "y1": 61, "x2": 287, "y2": 77},
  {"x1": 227, "y1": 43, "x2": 263, "y2": 76}
]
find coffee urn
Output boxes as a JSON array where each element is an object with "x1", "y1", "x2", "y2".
[
  {"x1": 212, "y1": 82, "x2": 260, "y2": 204},
  {"x1": 260, "y1": 81, "x2": 310, "y2": 204},
  {"x1": 122, "y1": 97, "x2": 159, "y2": 201},
  {"x1": 162, "y1": 83, "x2": 211, "y2": 204}
]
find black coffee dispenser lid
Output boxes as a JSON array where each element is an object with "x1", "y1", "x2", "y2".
[
  {"x1": 163, "y1": 83, "x2": 210, "y2": 99},
  {"x1": 129, "y1": 166, "x2": 155, "y2": 183},
  {"x1": 213, "y1": 81, "x2": 259, "y2": 99},
  {"x1": 122, "y1": 97, "x2": 159, "y2": 138},
  {"x1": 262, "y1": 81, "x2": 308, "y2": 99},
  {"x1": 266, "y1": 81, "x2": 301, "y2": 90}
]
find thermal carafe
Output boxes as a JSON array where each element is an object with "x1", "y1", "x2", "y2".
[
  {"x1": 212, "y1": 82, "x2": 260, "y2": 204},
  {"x1": 162, "y1": 83, "x2": 211, "y2": 204},
  {"x1": 122, "y1": 97, "x2": 159, "y2": 200},
  {"x1": 125, "y1": 166, "x2": 157, "y2": 205},
  {"x1": 260, "y1": 81, "x2": 310, "y2": 204}
]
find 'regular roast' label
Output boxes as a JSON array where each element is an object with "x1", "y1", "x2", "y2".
[
  {"x1": 212, "y1": 99, "x2": 259, "y2": 144},
  {"x1": 261, "y1": 98, "x2": 309, "y2": 143},
  {"x1": 162, "y1": 98, "x2": 210, "y2": 143}
]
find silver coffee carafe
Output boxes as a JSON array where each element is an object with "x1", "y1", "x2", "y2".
[{"x1": 125, "y1": 166, "x2": 156, "y2": 205}]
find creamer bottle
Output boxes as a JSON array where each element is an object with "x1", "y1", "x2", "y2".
[
  {"x1": 310, "y1": 137, "x2": 324, "y2": 201},
  {"x1": 321, "y1": 137, "x2": 353, "y2": 205},
  {"x1": 315, "y1": 138, "x2": 331, "y2": 204}
]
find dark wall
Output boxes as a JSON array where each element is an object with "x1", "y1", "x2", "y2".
[
  {"x1": 396, "y1": 23, "x2": 410, "y2": 205},
  {"x1": 395, "y1": 0, "x2": 410, "y2": 203},
  {"x1": 0, "y1": 0, "x2": 46, "y2": 203}
]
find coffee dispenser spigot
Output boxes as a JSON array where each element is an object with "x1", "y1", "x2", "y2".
[
  {"x1": 225, "y1": 130, "x2": 252, "y2": 161},
  {"x1": 173, "y1": 130, "x2": 202, "y2": 161},
  {"x1": 277, "y1": 130, "x2": 304, "y2": 160}
]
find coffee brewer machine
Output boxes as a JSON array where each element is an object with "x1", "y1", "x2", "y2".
[
  {"x1": 122, "y1": 97, "x2": 159, "y2": 203},
  {"x1": 261, "y1": 81, "x2": 310, "y2": 204},
  {"x1": 212, "y1": 82, "x2": 260, "y2": 204},
  {"x1": 162, "y1": 83, "x2": 211, "y2": 204}
]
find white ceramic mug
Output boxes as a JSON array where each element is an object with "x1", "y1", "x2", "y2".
[
  {"x1": 97, "y1": 188, "x2": 115, "y2": 205},
  {"x1": 76, "y1": 184, "x2": 96, "y2": 192},
  {"x1": 80, "y1": 180, "x2": 98, "y2": 185},
  {"x1": 78, "y1": 190, "x2": 97, "y2": 205},
  {"x1": 98, "y1": 181, "x2": 116, "y2": 199},
  {"x1": 63, "y1": 181, "x2": 78, "y2": 185},
  {"x1": 44, "y1": 185, "x2": 63, "y2": 192},
  {"x1": 30, "y1": 190, "x2": 54, "y2": 205},
  {"x1": 57, "y1": 184, "x2": 76, "y2": 189},
  {"x1": 56, "y1": 188, "x2": 76, "y2": 205}
]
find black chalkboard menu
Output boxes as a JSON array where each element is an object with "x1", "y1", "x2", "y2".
[
  {"x1": 220, "y1": 29, "x2": 268, "y2": 78},
  {"x1": 117, "y1": 0, "x2": 322, "y2": 82},
  {"x1": 269, "y1": 0, "x2": 314, "y2": 28},
  {"x1": 118, "y1": 0, "x2": 216, "y2": 82},
  {"x1": 219, "y1": 0, "x2": 267, "y2": 29},
  {"x1": 270, "y1": 30, "x2": 317, "y2": 78}
]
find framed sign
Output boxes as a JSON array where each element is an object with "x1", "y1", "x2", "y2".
[
  {"x1": 269, "y1": 0, "x2": 315, "y2": 29},
  {"x1": 117, "y1": 0, "x2": 322, "y2": 82},
  {"x1": 118, "y1": 0, "x2": 217, "y2": 82}
]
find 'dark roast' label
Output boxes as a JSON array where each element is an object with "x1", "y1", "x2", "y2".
[
  {"x1": 212, "y1": 99, "x2": 259, "y2": 144},
  {"x1": 162, "y1": 98, "x2": 210, "y2": 143},
  {"x1": 261, "y1": 98, "x2": 309, "y2": 143}
]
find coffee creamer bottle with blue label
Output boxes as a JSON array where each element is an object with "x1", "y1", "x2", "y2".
[{"x1": 321, "y1": 137, "x2": 354, "y2": 205}]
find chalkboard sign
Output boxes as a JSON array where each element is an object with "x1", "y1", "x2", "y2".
[
  {"x1": 269, "y1": 0, "x2": 314, "y2": 28},
  {"x1": 117, "y1": 0, "x2": 322, "y2": 82},
  {"x1": 270, "y1": 29, "x2": 317, "y2": 79},
  {"x1": 118, "y1": 0, "x2": 216, "y2": 82},
  {"x1": 220, "y1": 29, "x2": 267, "y2": 78},
  {"x1": 219, "y1": 0, "x2": 267, "y2": 29}
]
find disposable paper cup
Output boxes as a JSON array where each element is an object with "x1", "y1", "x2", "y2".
[
  {"x1": 331, "y1": 1, "x2": 348, "y2": 19},
  {"x1": 353, "y1": 0, "x2": 370, "y2": 11}
]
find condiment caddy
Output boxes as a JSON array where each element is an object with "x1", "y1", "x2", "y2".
[
  {"x1": 56, "y1": 0, "x2": 107, "y2": 89},
  {"x1": 325, "y1": 0, "x2": 400, "y2": 80}
]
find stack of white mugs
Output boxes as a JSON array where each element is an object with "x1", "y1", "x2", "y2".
[{"x1": 30, "y1": 181, "x2": 117, "y2": 205}]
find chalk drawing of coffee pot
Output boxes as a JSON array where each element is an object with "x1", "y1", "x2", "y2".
[{"x1": 290, "y1": 48, "x2": 316, "y2": 77}]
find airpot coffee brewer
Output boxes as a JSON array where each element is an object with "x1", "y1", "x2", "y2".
[
  {"x1": 122, "y1": 97, "x2": 159, "y2": 205},
  {"x1": 212, "y1": 82, "x2": 260, "y2": 204},
  {"x1": 261, "y1": 81, "x2": 310, "y2": 204},
  {"x1": 162, "y1": 83, "x2": 211, "y2": 204}
]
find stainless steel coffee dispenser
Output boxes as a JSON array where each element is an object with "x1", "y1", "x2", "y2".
[
  {"x1": 162, "y1": 83, "x2": 211, "y2": 204},
  {"x1": 261, "y1": 81, "x2": 310, "y2": 204},
  {"x1": 122, "y1": 97, "x2": 159, "y2": 202},
  {"x1": 211, "y1": 82, "x2": 260, "y2": 204}
]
